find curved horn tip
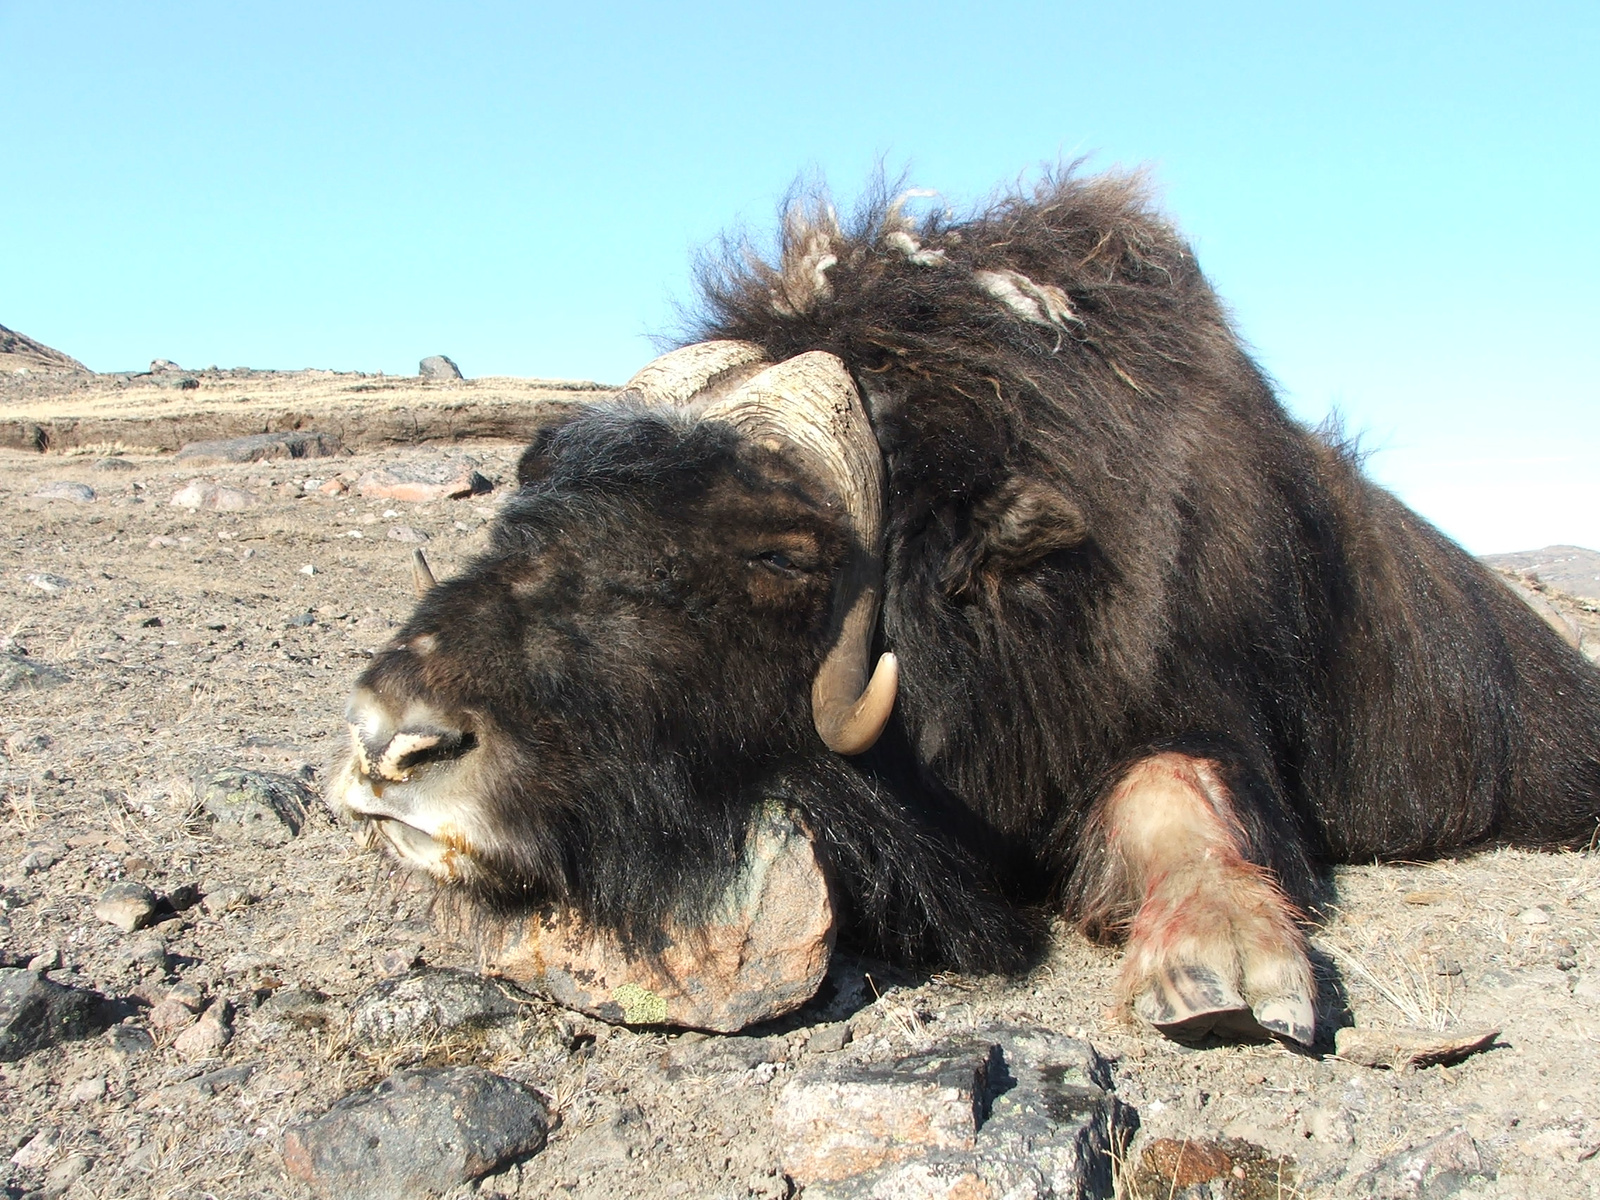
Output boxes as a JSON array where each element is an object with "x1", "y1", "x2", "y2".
[
  {"x1": 816, "y1": 652, "x2": 898, "y2": 756},
  {"x1": 411, "y1": 549, "x2": 437, "y2": 597}
]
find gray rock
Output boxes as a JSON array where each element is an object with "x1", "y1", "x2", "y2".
[
  {"x1": 93, "y1": 457, "x2": 136, "y2": 472},
  {"x1": 106, "y1": 1023, "x2": 156, "y2": 1059},
  {"x1": 282, "y1": 1066, "x2": 548, "y2": 1198},
  {"x1": 780, "y1": 1029, "x2": 1126, "y2": 1200},
  {"x1": 0, "y1": 653, "x2": 66, "y2": 692},
  {"x1": 350, "y1": 967, "x2": 523, "y2": 1046},
  {"x1": 419, "y1": 354, "x2": 464, "y2": 380},
  {"x1": 386, "y1": 525, "x2": 428, "y2": 543},
  {"x1": 0, "y1": 968, "x2": 108, "y2": 1061},
  {"x1": 256, "y1": 986, "x2": 336, "y2": 1031},
  {"x1": 17, "y1": 843, "x2": 63, "y2": 874},
  {"x1": 808, "y1": 1022, "x2": 854, "y2": 1055},
  {"x1": 30, "y1": 481, "x2": 95, "y2": 502},
  {"x1": 94, "y1": 881, "x2": 158, "y2": 932},
  {"x1": 0, "y1": 653, "x2": 67, "y2": 695},
  {"x1": 175, "y1": 430, "x2": 343, "y2": 465},
  {"x1": 200, "y1": 768, "x2": 312, "y2": 846},
  {"x1": 22, "y1": 572, "x2": 71, "y2": 595},
  {"x1": 169, "y1": 481, "x2": 259, "y2": 511},
  {"x1": 44, "y1": 1152, "x2": 94, "y2": 1192},
  {"x1": 1362, "y1": 1128, "x2": 1493, "y2": 1198}
]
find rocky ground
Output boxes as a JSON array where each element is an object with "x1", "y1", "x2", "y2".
[{"x1": 3, "y1": 422, "x2": 1600, "y2": 1198}]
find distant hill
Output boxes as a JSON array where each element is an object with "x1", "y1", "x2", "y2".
[
  {"x1": 0, "y1": 323, "x2": 89, "y2": 373},
  {"x1": 1482, "y1": 545, "x2": 1600, "y2": 600}
]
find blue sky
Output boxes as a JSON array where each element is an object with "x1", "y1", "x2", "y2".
[{"x1": 3, "y1": 1, "x2": 1596, "y2": 553}]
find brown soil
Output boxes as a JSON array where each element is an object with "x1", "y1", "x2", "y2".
[{"x1": 2, "y1": 432, "x2": 1600, "y2": 1198}]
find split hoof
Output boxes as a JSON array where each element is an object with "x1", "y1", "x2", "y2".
[{"x1": 1133, "y1": 967, "x2": 1316, "y2": 1047}]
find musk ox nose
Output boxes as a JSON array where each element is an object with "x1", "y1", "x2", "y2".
[{"x1": 345, "y1": 689, "x2": 475, "y2": 782}]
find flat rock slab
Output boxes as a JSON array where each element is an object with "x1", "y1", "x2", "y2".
[
  {"x1": 200, "y1": 768, "x2": 312, "y2": 846},
  {"x1": 450, "y1": 808, "x2": 833, "y2": 1032},
  {"x1": 356, "y1": 456, "x2": 491, "y2": 503},
  {"x1": 175, "y1": 430, "x2": 343, "y2": 464},
  {"x1": 349, "y1": 967, "x2": 523, "y2": 1046},
  {"x1": 29, "y1": 481, "x2": 95, "y2": 502},
  {"x1": 1335, "y1": 1024, "x2": 1500, "y2": 1070},
  {"x1": 282, "y1": 1066, "x2": 549, "y2": 1199},
  {"x1": 170, "y1": 481, "x2": 259, "y2": 511},
  {"x1": 0, "y1": 968, "x2": 108, "y2": 1061},
  {"x1": 779, "y1": 1028, "x2": 1127, "y2": 1200}
]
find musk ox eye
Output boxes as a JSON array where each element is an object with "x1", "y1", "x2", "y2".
[{"x1": 753, "y1": 550, "x2": 799, "y2": 573}]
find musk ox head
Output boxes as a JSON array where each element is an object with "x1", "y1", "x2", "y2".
[{"x1": 326, "y1": 344, "x2": 901, "y2": 939}]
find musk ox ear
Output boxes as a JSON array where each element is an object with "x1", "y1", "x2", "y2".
[{"x1": 941, "y1": 478, "x2": 1089, "y2": 597}]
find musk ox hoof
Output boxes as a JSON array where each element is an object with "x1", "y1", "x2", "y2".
[{"x1": 1132, "y1": 966, "x2": 1315, "y2": 1047}]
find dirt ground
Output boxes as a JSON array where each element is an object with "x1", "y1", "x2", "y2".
[{"x1": 3, "y1": 435, "x2": 1600, "y2": 1199}]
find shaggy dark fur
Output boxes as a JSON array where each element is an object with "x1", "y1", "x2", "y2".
[{"x1": 357, "y1": 171, "x2": 1600, "y2": 971}]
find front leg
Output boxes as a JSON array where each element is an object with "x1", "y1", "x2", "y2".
[{"x1": 1076, "y1": 752, "x2": 1316, "y2": 1046}]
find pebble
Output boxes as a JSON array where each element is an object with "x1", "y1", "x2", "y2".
[
  {"x1": 174, "y1": 999, "x2": 233, "y2": 1059},
  {"x1": 255, "y1": 986, "x2": 336, "y2": 1031},
  {"x1": 18, "y1": 843, "x2": 63, "y2": 874},
  {"x1": 201, "y1": 883, "x2": 253, "y2": 915},
  {"x1": 175, "y1": 430, "x2": 342, "y2": 465},
  {"x1": 282, "y1": 1066, "x2": 549, "y2": 1199},
  {"x1": 1519, "y1": 906, "x2": 1552, "y2": 925},
  {"x1": 30, "y1": 480, "x2": 95, "y2": 502},
  {"x1": 807, "y1": 1022, "x2": 853, "y2": 1055},
  {"x1": 0, "y1": 969, "x2": 108, "y2": 1061},
  {"x1": 387, "y1": 525, "x2": 428, "y2": 543},
  {"x1": 9, "y1": 1127, "x2": 59, "y2": 1169},
  {"x1": 349, "y1": 967, "x2": 523, "y2": 1046},
  {"x1": 94, "y1": 881, "x2": 158, "y2": 932},
  {"x1": 23, "y1": 572, "x2": 71, "y2": 595},
  {"x1": 107, "y1": 1023, "x2": 156, "y2": 1059},
  {"x1": 117, "y1": 934, "x2": 170, "y2": 974},
  {"x1": 148, "y1": 996, "x2": 199, "y2": 1035},
  {"x1": 167, "y1": 980, "x2": 205, "y2": 1010},
  {"x1": 419, "y1": 354, "x2": 464, "y2": 380},
  {"x1": 200, "y1": 768, "x2": 312, "y2": 846},
  {"x1": 356, "y1": 456, "x2": 492, "y2": 503},
  {"x1": 93, "y1": 457, "x2": 135, "y2": 471},
  {"x1": 27, "y1": 944, "x2": 60, "y2": 972},
  {"x1": 170, "y1": 480, "x2": 259, "y2": 511},
  {"x1": 69, "y1": 1076, "x2": 107, "y2": 1102},
  {"x1": 44, "y1": 1152, "x2": 94, "y2": 1191}
]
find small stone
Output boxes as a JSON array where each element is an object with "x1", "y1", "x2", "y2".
[
  {"x1": 174, "y1": 999, "x2": 232, "y2": 1059},
  {"x1": 175, "y1": 431, "x2": 342, "y2": 465},
  {"x1": 255, "y1": 986, "x2": 335, "y2": 1030},
  {"x1": 147, "y1": 535, "x2": 178, "y2": 548},
  {"x1": 117, "y1": 934, "x2": 169, "y2": 974},
  {"x1": 93, "y1": 457, "x2": 136, "y2": 471},
  {"x1": 282, "y1": 1066, "x2": 548, "y2": 1199},
  {"x1": 0, "y1": 652, "x2": 67, "y2": 692},
  {"x1": 18, "y1": 843, "x2": 63, "y2": 874},
  {"x1": 419, "y1": 354, "x2": 464, "y2": 380},
  {"x1": 95, "y1": 881, "x2": 158, "y2": 932},
  {"x1": 169, "y1": 480, "x2": 259, "y2": 511},
  {"x1": 1519, "y1": 906, "x2": 1552, "y2": 925},
  {"x1": 107, "y1": 1023, "x2": 156, "y2": 1059},
  {"x1": 1365, "y1": 1128, "x2": 1493, "y2": 1196},
  {"x1": 300, "y1": 563, "x2": 318, "y2": 575},
  {"x1": 69, "y1": 1076, "x2": 107, "y2": 1102},
  {"x1": 148, "y1": 997, "x2": 198, "y2": 1035},
  {"x1": 10, "y1": 1127, "x2": 58, "y2": 1169},
  {"x1": 27, "y1": 944, "x2": 60, "y2": 972},
  {"x1": 200, "y1": 768, "x2": 312, "y2": 846},
  {"x1": 201, "y1": 883, "x2": 253, "y2": 915},
  {"x1": 1435, "y1": 958, "x2": 1463, "y2": 976},
  {"x1": 349, "y1": 968, "x2": 523, "y2": 1046},
  {"x1": 166, "y1": 980, "x2": 205, "y2": 1010},
  {"x1": 808, "y1": 1022, "x2": 854, "y2": 1055},
  {"x1": 356, "y1": 456, "x2": 492, "y2": 503},
  {"x1": 23, "y1": 572, "x2": 71, "y2": 595},
  {"x1": 387, "y1": 525, "x2": 428, "y2": 543},
  {"x1": 1334, "y1": 1025, "x2": 1499, "y2": 1070},
  {"x1": 30, "y1": 481, "x2": 95, "y2": 502},
  {"x1": 1130, "y1": 1137, "x2": 1296, "y2": 1199},
  {"x1": 375, "y1": 946, "x2": 421, "y2": 977},
  {"x1": 457, "y1": 807, "x2": 833, "y2": 1032},
  {"x1": 0, "y1": 969, "x2": 108, "y2": 1061},
  {"x1": 44, "y1": 1152, "x2": 93, "y2": 1191},
  {"x1": 317, "y1": 479, "x2": 348, "y2": 496}
]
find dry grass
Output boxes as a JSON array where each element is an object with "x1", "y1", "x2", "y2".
[{"x1": 1320, "y1": 926, "x2": 1460, "y2": 1031}]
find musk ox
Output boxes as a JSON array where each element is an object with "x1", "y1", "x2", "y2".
[{"x1": 330, "y1": 171, "x2": 1600, "y2": 1046}]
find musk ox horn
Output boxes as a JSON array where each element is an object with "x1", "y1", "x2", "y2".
[
  {"x1": 411, "y1": 548, "x2": 437, "y2": 597},
  {"x1": 625, "y1": 343, "x2": 897, "y2": 755}
]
